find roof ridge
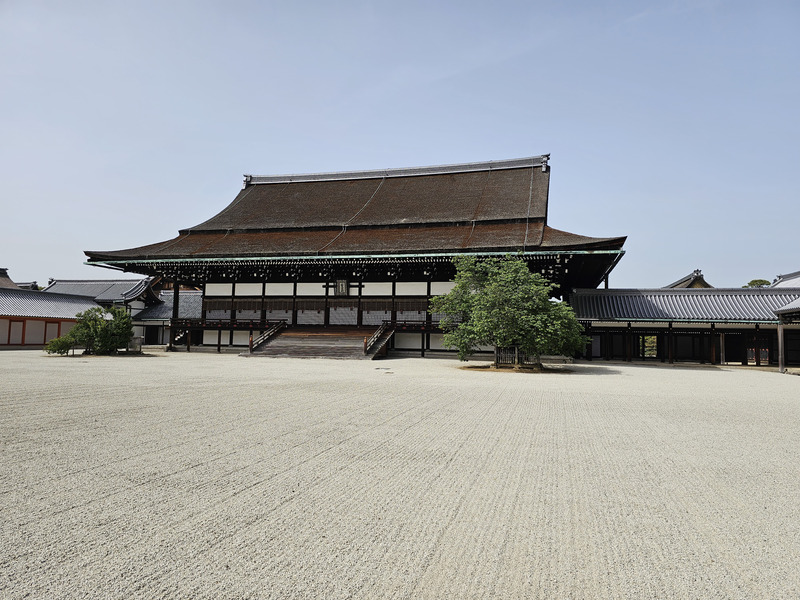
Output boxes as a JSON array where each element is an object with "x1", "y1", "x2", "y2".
[
  {"x1": 575, "y1": 288, "x2": 800, "y2": 294},
  {"x1": 243, "y1": 155, "x2": 549, "y2": 186}
]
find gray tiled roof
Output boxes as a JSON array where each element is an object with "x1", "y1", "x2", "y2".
[
  {"x1": 43, "y1": 279, "x2": 151, "y2": 302},
  {"x1": 775, "y1": 297, "x2": 800, "y2": 316},
  {"x1": 134, "y1": 291, "x2": 203, "y2": 321},
  {"x1": 771, "y1": 270, "x2": 800, "y2": 288},
  {"x1": 0, "y1": 288, "x2": 100, "y2": 319},
  {"x1": 571, "y1": 288, "x2": 800, "y2": 323}
]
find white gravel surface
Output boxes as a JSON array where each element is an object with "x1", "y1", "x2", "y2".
[{"x1": 1, "y1": 351, "x2": 799, "y2": 599}]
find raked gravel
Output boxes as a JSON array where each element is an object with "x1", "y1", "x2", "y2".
[{"x1": 1, "y1": 351, "x2": 799, "y2": 599}]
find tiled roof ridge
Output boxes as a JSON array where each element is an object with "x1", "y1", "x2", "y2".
[
  {"x1": 47, "y1": 279, "x2": 143, "y2": 284},
  {"x1": 574, "y1": 287, "x2": 800, "y2": 294},
  {"x1": 0, "y1": 287, "x2": 101, "y2": 301},
  {"x1": 243, "y1": 155, "x2": 549, "y2": 186}
]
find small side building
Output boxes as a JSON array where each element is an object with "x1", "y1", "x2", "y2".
[
  {"x1": 0, "y1": 286, "x2": 101, "y2": 348},
  {"x1": 133, "y1": 290, "x2": 203, "y2": 346},
  {"x1": 571, "y1": 287, "x2": 800, "y2": 368}
]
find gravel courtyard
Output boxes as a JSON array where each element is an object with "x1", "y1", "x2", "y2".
[{"x1": 1, "y1": 351, "x2": 799, "y2": 599}]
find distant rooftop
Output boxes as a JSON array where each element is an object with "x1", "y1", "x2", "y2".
[
  {"x1": 771, "y1": 270, "x2": 800, "y2": 288},
  {"x1": 664, "y1": 269, "x2": 713, "y2": 289},
  {"x1": 0, "y1": 267, "x2": 19, "y2": 290},
  {"x1": 43, "y1": 279, "x2": 155, "y2": 303}
]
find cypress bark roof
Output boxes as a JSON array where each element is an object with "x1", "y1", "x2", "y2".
[{"x1": 85, "y1": 156, "x2": 626, "y2": 263}]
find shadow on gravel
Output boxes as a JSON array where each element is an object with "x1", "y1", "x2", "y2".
[
  {"x1": 44, "y1": 352, "x2": 164, "y2": 358},
  {"x1": 459, "y1": 364, "x2": 623, "y2": 376}
]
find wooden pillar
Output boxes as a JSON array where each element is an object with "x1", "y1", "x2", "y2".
[
  {"x1": 754, "y1": 324, "x2": 761, "y2": 366},
  {"x1": 168, "y1": 282, "x2": 180, "y2": 351},
  {"x1": 626, "y1": 322, "x2": 632, "y2": 362},
  {"x1": 357, "y1": 278, "x2": 363, "y2": 327},
  {"x1": 391, "y1": 280, "x2": 397, "y2": 323},
  {"x1": 292, "y1": 281, "x2": 298, "y2": 326},
  {"x1": 668, "y1": 322, "x2": 674, "y2": 364},
  {"x1": 426, "y1": 280, "x2": 433, "y2": 329},
  {"x1": 709, "y1": 324, "x2": 716, "y2": 365},
  {"x1": 229, "y1": 282, "x2": 236, "y2": 346},
  {"x1": 720, "y1": 332, "x2": 726, "y2": 364},
  {"x1": 324, "y1": 280, "x2": 330, "y2": 326},
  {"x1": 217, "y1": 328, "x2": 222, "y2": 353},
  {"x1": 778, "y1": 319, "x2": 786, "y2": 373},
  {"x1": 741, "y1": 329, "x2": 749, "y2": 366},
  {"x1": 260, "y1": 282, "x2": 267, "y2": 329},
  {"x1": 585, "y1": 324, "x2": 593, "y2": 361}
]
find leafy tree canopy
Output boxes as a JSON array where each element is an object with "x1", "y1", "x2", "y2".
[
  {"x1": 743, "y1": 279, "x2": 771, "y2": 288},
  {"x1": 45, "y1": 306, "x2": 133, "y2": 355},
  {"x1": 429, "y1": 256, "x2": 587, "y2": 367}
]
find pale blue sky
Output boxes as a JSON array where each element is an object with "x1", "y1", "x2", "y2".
[{"x1": 1, "y1": 0, "x2": 797, "y2": 288}]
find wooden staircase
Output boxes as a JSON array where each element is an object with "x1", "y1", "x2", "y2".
[{"x1": 247, "y1": 326, "x2": 393, "y2": 359}]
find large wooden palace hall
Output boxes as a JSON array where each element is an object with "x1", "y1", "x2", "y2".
[{"x1": 85, "y1": 155, "x2": 627, "y2": 355}]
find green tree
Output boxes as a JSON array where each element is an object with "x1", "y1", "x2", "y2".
[
  {"x1": 430, "y1": 256, "x2": 587, "y2": 368},
  {"x1": 45, "y1": 306, "x2": 133, "y2": 355},
  {"x1": 743, "y1": 279, "x2": 770, "y2": 288}
]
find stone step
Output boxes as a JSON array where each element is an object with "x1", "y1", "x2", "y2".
[{"x1": 250, "y1": 327, "x2": 380, "y2": 359}]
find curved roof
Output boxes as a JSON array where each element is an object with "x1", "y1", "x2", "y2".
[
  {"x1": 42, "y1": 279, "x2": 158, "y2": 303},
  {"x1": 571, "y1": 288, "x2": 800, "y2": 323},
  {"x1": 190, "y1": 159, "x2": 550, "y2": 232},
  {"x1": 85, "y1": 156, "x2": 626, "y2": 265}
]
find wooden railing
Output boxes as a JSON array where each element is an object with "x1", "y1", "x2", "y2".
[
  {"x1": 171, "y1": 318, "x2": 287, "y2": 330},
  {"x1": 250, "y1": 321, "x2": 287, "y2": 352},
  {"x1": 364, "y1": 322, "x2": 392, "y2": 355}
]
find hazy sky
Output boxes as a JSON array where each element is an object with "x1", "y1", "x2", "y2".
[{"x1": 1, "y1": 0, "x2": 797, "y2": 288}]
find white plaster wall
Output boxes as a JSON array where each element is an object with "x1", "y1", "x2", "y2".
[
  {"x1": 235, "y1": 283, "x2": 263, "y2": 296},
  {"x1": 0, "y1": 319, "x2": 9, "y2": 344},
  {"x1": 362, "y1": 282, "x2": 392, "y2": 296},
  {"x1": 296, "y1": 283, "x2": 326, "y2": 296},
  {"x1": 430, "y1": 281, "x2": 455, "y2": 295},
  {"x1": 45, "y1": 322, "x2": 60, "y2": 343},
  {"x1": 9, "y1": 321, "x2": 23, "y2": 344},
  {"x1": 25, "y1": 321, "x2": 45, "y2": 344},
  {"x1": 395, "y1": 282, "x2": 427, "y2": 295},
  {"x1": 265, "y1": 283, "x2": 294, "y2": 296},
  {"x1": 61, "y1": 322, "x2": 75, "y2": 337},
  {"x1": 232, "y1": 331, "x2": 251, "y2": 346},
  {"x1": 429, "y1": 333, "x2": 446, "y2": 350},
  {"x1": 203, "y1": 330, "x2": 227, "y2": 345},
  {"x1": 394, "y1": 332, "x2": 421, "y2": 349},
  {"x1": 206, "y1": 283, "x2": 232, "y2": 296}
]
